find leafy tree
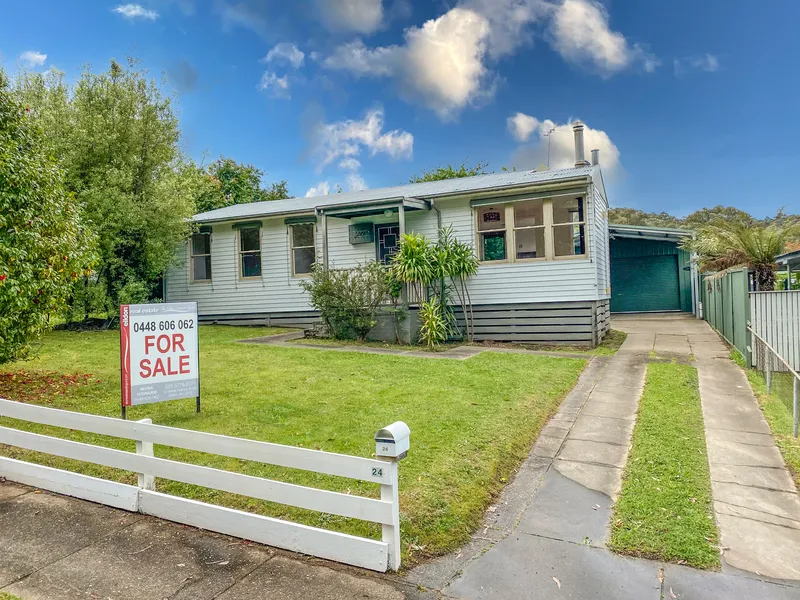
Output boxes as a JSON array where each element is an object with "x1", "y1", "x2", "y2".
[
  {"x1": 409, "y1": 161, "x2": 489, "y2": 183},
  {"x1": 0, "y1": 71, "x2": 95, "y2": 362},
  {"x1": 14, "y1": 58, "x2": 197, "y2": 314},
  {"x1": 682, "y1": 222, "x2": 799, "y2": 290},
  {"x1": 194, "y1": 156, "x2": 291, "y2": 213},
  {"x1": 607, "y1": 208, "x2": 682, "y2": 228}
]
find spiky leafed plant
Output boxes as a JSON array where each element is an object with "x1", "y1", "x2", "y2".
[
  {"x1": 684, "y1": 222, "x2": 799, "y2": 291},
  {"x1": 389, "y1": 233, "x2": 434, "y2": 300}
]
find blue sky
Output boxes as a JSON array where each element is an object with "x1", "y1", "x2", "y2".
[{"x1": 2, "y1": 1, "x2": 797, "y2": 217}]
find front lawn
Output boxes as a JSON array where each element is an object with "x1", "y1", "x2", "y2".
[
  {"x1": 609, "y1": 362, "x2": 719, "y2": 569},
  {"x1": 0, "y1": 326, "x2": 585, "y2": 564}
]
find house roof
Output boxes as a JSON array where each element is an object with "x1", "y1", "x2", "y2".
[
  {"x1": 777, "y1": 249, "x2": 800, "y2": 269},
  {"x1": 192, "y1": 165, "x2": 596, "y2": 223},
  {"x1": 609, "y1": 224, "x2": 694, "y2": 243}
]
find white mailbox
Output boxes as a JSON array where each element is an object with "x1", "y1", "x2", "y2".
[{"x1": 375, "y1": 421, "x2": 410, "y2": 460}]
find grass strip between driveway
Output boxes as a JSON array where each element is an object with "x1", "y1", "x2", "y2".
[{"x1": 609, "y1": 362, "x2": 720, "y2": 569}]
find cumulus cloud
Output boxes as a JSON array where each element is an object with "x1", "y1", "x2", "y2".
[
  {"x1": 258, "y1": 72, "x2": 290, "y2": 98},
  {"x1": 339, "y1": 157, "x2": 362, "y2": 170},
  {"x1": 264, "y1": 43, "x2": 305, "y2": 69},
  {"x1": 463, "y1": 0, "x2": 548, "y2": 59},
  {"x1": 317, "y1": 0, "x2": 384, "y2": 34},
  {"x1": 324, "y1": 7, "x2": 493, "y2": 119},
  {"x1": 310, "y1": 108, "x2": 413, "y2": 172},
  {"x1": 19, "y1": 51, "x2": 47, "y2": 67},
  {"x1": 548, "y1": 0, "x2": 657, "y2": 76},
  {"x1": 673, "y1": 53, "x2": 719, "y2": 77},
  {"x1": 306, "y1": 181, "x2": 332, "y2": 197},
  {"x1": 113, "y1": 3, "x2": 159, "y2": 20},
  {"x1": 346, "y1": 172, "x2": 368, "y2": 191},
  {"x1": 509, "y1": 114, "x2": 620, "y2": 173},
  {"x1": 507, "y1": 112, "x2": 540, "y2": 142}
]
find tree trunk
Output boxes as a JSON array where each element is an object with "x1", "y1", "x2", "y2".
[{"x1": 754, "y1": 264, "x2": 776, "y2": 291}]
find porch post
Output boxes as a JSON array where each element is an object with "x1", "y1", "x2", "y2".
[
  {"x1": 788, "y1": 263, "x2": 793, "y2": 290},
  {"x1": 321, "y1": 211, "x2": 329, "y2": 270},
  {"x1": 398, "y1": 202, "x2": 406, "y2": 237}
]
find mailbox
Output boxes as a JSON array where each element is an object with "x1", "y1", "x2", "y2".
[{"x1": 375, "y1": 421, "x2": 410, "y2": 460}]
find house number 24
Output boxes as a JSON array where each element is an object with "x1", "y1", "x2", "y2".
[{"x1": 372, "y1": 468, "x2": 383, "y2": 477}]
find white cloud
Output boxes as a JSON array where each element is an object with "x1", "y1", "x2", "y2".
[
  {"x1": 113, "y1": 3, "x2": 159, "y2": 20},
  {"x1": 317, "y1": 0, "x2": 384, "y2": 34},
  {"x1": 549, "y1": 0, "x2": 657, "y2": 76},
  {"x1": 258, "y1": 72, "x2": 290, "y2": 98},
  {"x1": 510, "y1": 115, "x2": 620, "y2": 173},
  {"x1": 463, "y1": 0, "x2": 548, "y2": 59},
  {"x1": 310, "y1": 108, "x2": 413, "y2": 172},
  {"x1": 19, "y1": 51, "x2": 47, "y2": 67},
  {"x1": 674, "y1": 53, "x2": 719, "y2": 77},
  {"x1": 306, "y1": 181, "x2": 332, "y2": 197},
  {"x1": 339, "y1": 158, "x2": 362, "y2": 170},
  {"x1": 346, "y1": 172, "x2": 368, "y2": 191},
  {"x1": 264, "y1": 43, "x2": 305, "y2": 69},
  {"x1": 324, "y1": 7, "x2": 493, "y2": 119},
  {"x1": 507, "y1": 112, "x2": 540, "y2": 142}
]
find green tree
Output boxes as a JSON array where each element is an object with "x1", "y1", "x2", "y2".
[
  {"x1": 194, "y1": 156, "x2": 291, "y2": 213},
  {"x1": 682, "y1": 222, "x2": 799, "y2": 290},
  {"x1": 0, "y1": 71, "x2": 95, "y2": 362},
  {"x1": 15, "y1": 59, "x2": 197, "y2": 313},
  {"x1": 409, "y1": 161, "x2": 489, "y2": 183}
]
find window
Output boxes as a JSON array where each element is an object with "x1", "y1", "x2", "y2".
[
  {"x1": 477, "y1": 205, "x2": 507, "y2": 261},
  {"x1": 552, "y1": 197, "x2": 586, "y2": 257},
  {"x1": 190, "y1": 230, "x2": 211, "y2": 282},
  {"x1": 239, "y1": 227, "x2": 262, "y2": 278},
  {"x1": 513, "y1": 199, "x2": 545, "y2": 260},
  {"x1": 475, "y1": 196, "x2": 586, "y2": 262},
  {"x1": 290, "y1": 223, "x2": 316, "y2": 276}
]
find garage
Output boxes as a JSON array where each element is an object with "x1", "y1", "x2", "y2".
[{"x1": 609, "y1": 225, "x2": 697, "y2": 314}]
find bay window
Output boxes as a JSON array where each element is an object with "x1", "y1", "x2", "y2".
[{"x1": 475, "y1": 196, "x2": 586, "y2": 262}]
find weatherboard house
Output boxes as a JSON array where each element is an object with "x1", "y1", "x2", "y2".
[{"x1": 165, "y1": 123, "x2": 613, "y2": 346}]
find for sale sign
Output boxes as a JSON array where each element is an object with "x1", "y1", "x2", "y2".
[{"x1": 120, "y1": 302, "x2": 199, "y2": 408}]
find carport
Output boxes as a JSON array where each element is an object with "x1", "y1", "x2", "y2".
[{"x1": 609, "y1": 224, "x2": 698, "y2": 314}]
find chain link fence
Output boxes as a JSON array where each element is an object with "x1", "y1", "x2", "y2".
[{"x1": 749, "y1": 327, "x2": 800, "y2": 437}]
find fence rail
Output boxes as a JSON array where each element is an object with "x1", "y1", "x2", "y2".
[
  {"x1": 750, "y1": 290, "x2": 800, "y2": 371},
  {"x1": 748, "y1": 327, "x2": 800, "y2": 437},
  {"x1": 0, "y1": 398, "x2": 406, "y2": 571}
]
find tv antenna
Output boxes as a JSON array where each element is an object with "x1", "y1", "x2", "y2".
[{"x1": 543, "y1": 126, "x2": 557, "y2": 167}]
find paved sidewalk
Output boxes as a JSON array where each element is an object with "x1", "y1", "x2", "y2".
[{"x1": 0, "y1": 480, "x2": 427, "y2": 600}]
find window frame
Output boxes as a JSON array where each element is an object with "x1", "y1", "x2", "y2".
[
  {"x1": 190, "y1": 229, "x2": 212, "y2": 283},
  {"x1": 474, "y1": 195, "x2": 588, "y2": 265},
  {"x1": 238, "y1": 226, "x2": 262, "y2": 279},
  {"x1": 289, "y1": 223, "x2": 316, "y2": 278}
]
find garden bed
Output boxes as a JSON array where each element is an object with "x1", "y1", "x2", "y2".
[{"x1": 0, "y1": 326, "x2": 586, "y2": 565}]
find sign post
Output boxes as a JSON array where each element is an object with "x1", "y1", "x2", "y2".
[{"x1": 120, "y1": 302, "x2": 200, "y2": 419}]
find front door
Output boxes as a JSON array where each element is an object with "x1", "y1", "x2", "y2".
[{"x1": 376, "y1": 224, "x2": 400, "y2": 264}]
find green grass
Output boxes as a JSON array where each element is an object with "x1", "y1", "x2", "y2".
[
  {"x1": 292, "y1": 337, "x2": 460, "y2": 353},
  {"x1": 0, "y1": 326, "x2": 585, "y2": 565},
  {"x1": 609, "y1": 363, "x2": 720, "y2": 569},
  {"x1": 731, "y1": 350, "x2": 800, "y2": 489},
  {"x1": 0, "y1": 593, "x2": 22, "y2": 600}
]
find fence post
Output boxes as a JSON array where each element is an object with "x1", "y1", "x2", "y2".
[
  {"x1": 766, "y1": 352, "x2": 772, "y2": 395},
  {"x1": 135, "y1": 418, "x2": 155, "y2": 491},
  {"x1": 794, "y1": 377, "x2": 799, "y2": 438},
  {"x1": 374, "y1": 422, "x2": 409, "y2": 571}
]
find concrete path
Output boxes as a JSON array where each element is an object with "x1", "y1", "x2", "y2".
[
  {"x1": 405, "y1": 313, "x2": 800, "y2": 599},
  {"x1": 616, "y1": 314, "x2": 800, "y2": 581},
  {"x1": 0, "y1": 480, "x2": 430, "y2": 600}
]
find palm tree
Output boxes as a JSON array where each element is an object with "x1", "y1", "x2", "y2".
[{"x1": 684, "y1": 222, "x2": 799, "y2": 290}]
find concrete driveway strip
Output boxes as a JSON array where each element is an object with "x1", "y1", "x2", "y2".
[{"x1": 694, "y1": 330, "x2": 800, "y2": 580}]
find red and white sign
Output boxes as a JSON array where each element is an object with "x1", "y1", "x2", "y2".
[{"x1": 120, "y1": 302, "x2": 199, "y2": 407}]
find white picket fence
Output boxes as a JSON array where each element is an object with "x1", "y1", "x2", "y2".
[{"x1": 0, "y1": 398, "x2": 406, "y2": 572}]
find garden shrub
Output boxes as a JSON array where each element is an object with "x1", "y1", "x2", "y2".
[{"x1": 300, "y1": 262, "x2": 390, "y2": 340}]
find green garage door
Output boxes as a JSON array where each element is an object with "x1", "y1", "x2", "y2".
[{"x1": 611, "y1": 254, "x2": 681, "y2": 313}]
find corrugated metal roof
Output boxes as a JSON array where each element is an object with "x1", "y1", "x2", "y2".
[{"x1": 193, "y1": 166, "x2": 596, "y2": 223}]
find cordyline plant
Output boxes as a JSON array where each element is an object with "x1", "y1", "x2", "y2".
[
  {"x1": 390, "y1": 227, "x2": 479, "y2": 344},
  {"x1": 682, "y1": 222, "x2": 800, "y2": 291}
]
